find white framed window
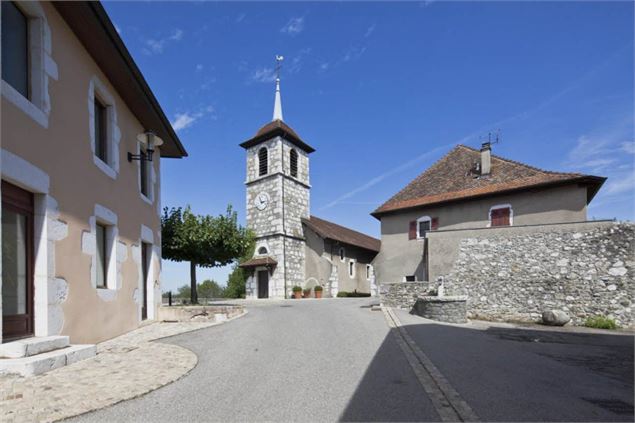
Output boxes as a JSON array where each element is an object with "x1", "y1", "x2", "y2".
[
  {"x1": 348, "y1": 259, "x2": 356, "y2": 278},
  {"x1": 366, "y1": 264, "x2": 373, "y2": 280},
  {"x1": 416, "y1": 216, "x2": 432, "y2": 239},
  {"x1": 81, "y1": 205, "x2": 123, "y2": 302},
  {"x1": 89, "y1": 76, "x2": 121, "y2": 179},
  {"x1": 488, "y1": 204, "x2": 513, "y2": 227},
  {"x1": 339, "y1": 247, "x2": 345, "y2": 262},
  {"x1": 1, "y1": 1, "x2": 58, "y2": 128}
]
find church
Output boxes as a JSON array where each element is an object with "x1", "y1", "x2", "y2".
[{"x1": 239, "y1": 72, "x2": 380, "y2": 299}]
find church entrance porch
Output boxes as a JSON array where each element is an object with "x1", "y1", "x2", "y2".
[{"x1": 257, "y1": 270, "x2": 269, "y2": 299}]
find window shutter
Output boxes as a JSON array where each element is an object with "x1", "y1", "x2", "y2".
[
  {"x1": 408, "y1": 221, "x2": 417, "y2": 240},
  {"x1": 431, "y1": 217, "x2": 439, "y2": 231}
]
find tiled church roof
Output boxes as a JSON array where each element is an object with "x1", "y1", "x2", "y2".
[
  {"x1": 372, "y1": 145, "x2": 606, "y2": 217},
  {"x1": 302, "y1": 216, "x2": 381, "y2": 253},
  {"x1": 240, "y1": 119, "x2": 315, "y2": 153}
]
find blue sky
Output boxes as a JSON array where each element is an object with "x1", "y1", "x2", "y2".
[{"x1": 103, "y1": 1, "x2": 634, "y2": 292}]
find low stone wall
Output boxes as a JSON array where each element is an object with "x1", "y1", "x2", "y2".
[
  {"x1": 379, "y1": 282, "x2": 433, "y2": 309},
  {"x1": 157, "y1": 305, "x2": 244, "y2": 323},
  {"x1": 412, "y1": 296, "x2": 467, "y2": 323},
  {"x1": 440, "y1": 222, "x2": 634, "y2": 327}
]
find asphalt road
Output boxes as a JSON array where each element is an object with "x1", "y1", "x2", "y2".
[
  {"x1": 72, "y1": 298, "x2": 439, "y2": 422},
  {"x1": 72, "y1": 300, "x2": 633, "y2": 422},
  {"x1": 396, "y1": 309, "x2": 634, "y2": 422}
]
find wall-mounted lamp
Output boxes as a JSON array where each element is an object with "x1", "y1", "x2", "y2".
[{"x1": 128, "y1": 131, "x2": 164, "y2": 162}]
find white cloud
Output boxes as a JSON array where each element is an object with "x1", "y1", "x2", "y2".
[
  {"x1": 169, "y1": 29, "x2": 183, "y2": 41},
  {"x1": 621, "y1": 141, "x2": 635, "y2": 154},
  {"x1": 142, "y1": 29, "x2": 184, "y2": 55},
  {"x1": 281, "y1": 17, "x2": 304, "y2": 35},
  {"x1": 364, "y1": 24, "x2": 376, "y2": 38},
  {"x1": 196, "y1": 64, "x2": 204, "y2": 72},
  {"x1": 171, "y1": 106, "x2": 216, "y2": 132},
  {"x1": 171, "y1": 113, "x2": 197, "y2": 131},
  {"x1": 250, "y1": 67, "x2": 276, "y2": 83}
]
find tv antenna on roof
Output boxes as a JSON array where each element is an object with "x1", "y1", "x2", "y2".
[{"x1": 480, "y1": 129, "x2": 501, "y2": 147}]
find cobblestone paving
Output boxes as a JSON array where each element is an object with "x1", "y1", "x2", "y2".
[{"x1": 0, "y1": 318, "x2": 240, "y2": 422}]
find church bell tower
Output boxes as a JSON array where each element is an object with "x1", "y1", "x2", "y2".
[{"x1": 239, "y1": 56, "x2": 315, "y2": 299}]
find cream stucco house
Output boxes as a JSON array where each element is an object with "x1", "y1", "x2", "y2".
[
  {"x1": 372, "y1": 143, "x2": 606, "y2": 283},
  {"x1": 1, "y1": 1, "x2": 187, "y2": 346}
]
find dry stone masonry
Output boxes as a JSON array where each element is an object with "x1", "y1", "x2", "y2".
[
  {"x1": 443, "y1": 222, "x2": 634, "y2": 327},
  {"x1": 379, "y1": 282, "x2": 433, "y2": 309}
]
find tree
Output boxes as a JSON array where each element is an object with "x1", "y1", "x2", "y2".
[
  {"x1": 162, "y1": 205, "x2": 253, "y2": 304},
  {"x1": 198, "y1": 279, "x2": 225, "y2": 299},
  {"x1": 176, "y1": 284, "x2": 191, "y2": 300},
  {"x1": 225, "y1": 239, "x2": 256, "y2": 299}
]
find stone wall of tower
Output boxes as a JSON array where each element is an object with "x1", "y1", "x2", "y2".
[{"x1": 244, "y1": 134, "x2": 311, "y2": 298}]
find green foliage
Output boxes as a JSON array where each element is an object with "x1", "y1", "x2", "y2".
[
  {"x1": 314, "y1": 285, "x2": 323, "y2": 292},
  {"x1": 162, "y1": 205, "x2": 252, "y2": 303},
  {"x1": 162, "y1": 205, "x2": 251, "y2": 268},
  {"x1": 584, "y1": 316, "x2": 618, "y2": 330},
  {"x1": 292, "y1": 286, "x2": 302, "y2": 292},
  {"x1": 198, "y1": 279, "x2": 225, "y2": 299},
  {"x1": 337, "y1": 291, "x2": 371, "y2": 298},
  {"x1": 176, "y1": 284, "x2": 191, "y2": 299},
  {"x1": 224, "y1": 234, "x2": 256, "y2": 299}
]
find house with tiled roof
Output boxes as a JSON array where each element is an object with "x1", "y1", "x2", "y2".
[
  {"x1": 239, "y1": 72, "x2": 379, "y2": 298},
  {"x1": 372, "y1": 143, "x2": 606, "y2": 283}
]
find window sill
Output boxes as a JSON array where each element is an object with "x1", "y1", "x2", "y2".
[
  {"x1": 93, "y1": 156, "x2": 117, "y2": 180},
  {"x1": 1, "y1": 80, "x2": 48, "y2": 128},
  {"x1": 97, "y1": 286, "x2": 117, "y2": 302},
  {"x1": 140, "y1": 193, "x2": 153, "y2": 205}
]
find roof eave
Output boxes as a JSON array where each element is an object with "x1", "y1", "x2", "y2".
[
  {"x1": 240, "y1": 127, "x2": 316, "y2": 153},
  {"x1": 53, "y1": 2, "x2": 187, "y2": 159},
  {"x1": 371, "y1": 176, "x2": 607, "y2": 219}
]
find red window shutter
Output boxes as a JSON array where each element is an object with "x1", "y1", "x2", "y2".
[
  {"x1": 408, "y1": 221, "x2": 417, "y2": 240},
  {"x1": 491, "y1": 208, "x2": 510, "y2": 227},
  {"x1": 431, "y1": 217, "x2": 439, "y2": 231}
]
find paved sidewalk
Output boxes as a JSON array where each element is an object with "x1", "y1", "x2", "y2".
[{"x1": 0, "y1": 315, "x2": 245, "y2": 423}]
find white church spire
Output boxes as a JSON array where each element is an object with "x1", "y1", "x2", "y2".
[{"x1": 273, "y1": 55, "x2": 284, "y2": 121}]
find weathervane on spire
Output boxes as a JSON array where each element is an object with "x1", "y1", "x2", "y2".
[{"x1": 273, "y1": 55, "x2": 284, "y2": 121}]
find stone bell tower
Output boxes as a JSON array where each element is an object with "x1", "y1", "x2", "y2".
[{"x1": 239, "y1": 58, "x2": 315, "y2": 299}]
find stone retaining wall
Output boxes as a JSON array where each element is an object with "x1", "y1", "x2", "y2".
[
  {"x1": 441, "y1": 222, "x2": 634, "y2": 327},
  {"x1": 412, "y1": 296, "x2": 467, "y2": 323},
  {"x1": 157, "y1": 305, "x2": 244, "y2": 323},
  {"x1": 379, "y1": 282, "x2": 433, "y2": 309}
]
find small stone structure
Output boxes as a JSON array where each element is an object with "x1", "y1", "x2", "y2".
[
  {"x1": 440, "y1": 222, "x2": 634, "y2": 327},
  {"x1": 157, "y1": 305, "x2": 244, "y2": 323},
  {"x1": 379, "y1": 282, "x2": 432, "y2": 309},
  {"x1": 411, "y1": 296, "x2": 468, "y2": 323}
]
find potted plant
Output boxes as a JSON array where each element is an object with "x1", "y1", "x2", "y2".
[
  {"x1": 314, "y1": 285, "x2": 323, "y2": 299},
  {"x1": 303, "y1": 288, "x2": 312, "y2": 298},
  {"x1": 292, "y1": 286, "x2": 302, "y2": 299}
]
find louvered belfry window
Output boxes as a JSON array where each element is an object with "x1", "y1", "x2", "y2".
[
  {"x1": 290, "y1": 149, "x2": 298, "y2": 177},
  {"x1": 258, "y1": 147, "x2": 268, "y2": 176}
]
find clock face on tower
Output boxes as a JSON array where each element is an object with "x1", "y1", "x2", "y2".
[{"x1": 255, "y1": 192, "x2": 270, "y2": 210}]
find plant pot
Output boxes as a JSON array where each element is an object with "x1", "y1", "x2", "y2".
[
  {"x1": 293, "y1": 291, "x2": 302, "y2": 299},
  {"x1": 315, "y1": 291, "x2": 323, "y2": 299}
]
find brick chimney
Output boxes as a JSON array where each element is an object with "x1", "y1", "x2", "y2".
[{"x1": 480, "y1": 142, "x2": 491, "y2": 176}]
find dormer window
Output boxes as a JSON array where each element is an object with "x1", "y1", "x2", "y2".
[
  {"x1": 290, "y1": 149, "x2": 298, "y2": 177},
  {"x1": 258, "y1": 147, "x2": 268, "y2": 176}
]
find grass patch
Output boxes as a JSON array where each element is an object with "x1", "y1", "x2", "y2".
[{"x1": 584, "y1": 316, "x2": 619, "y2": 330}]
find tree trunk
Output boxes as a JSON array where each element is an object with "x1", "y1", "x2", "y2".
[{"x1": 190, "y1": 261, "x2": 198, "y2": 304}]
